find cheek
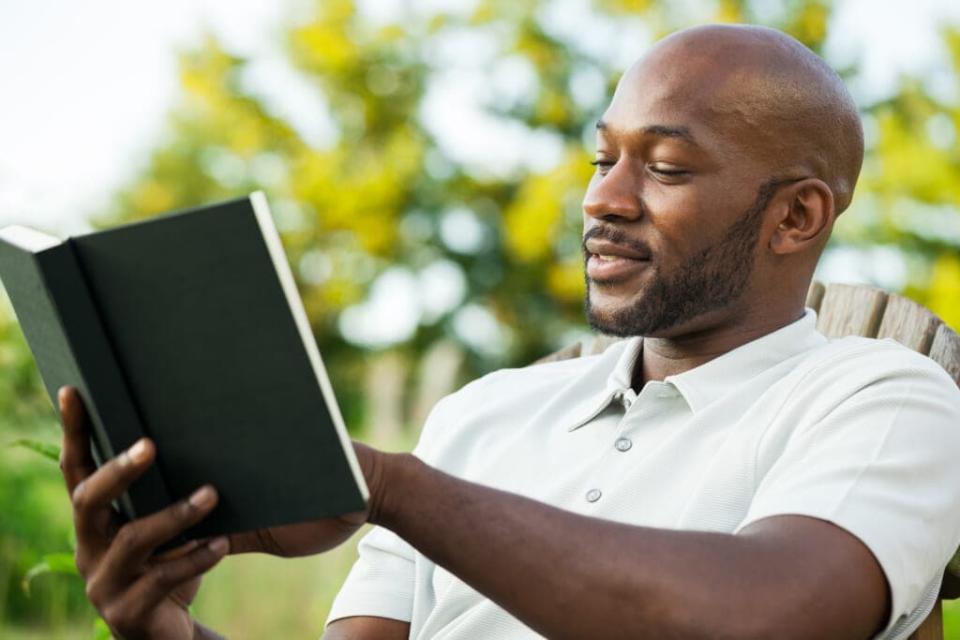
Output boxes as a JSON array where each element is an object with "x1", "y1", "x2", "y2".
[
  {"x1": 645, "y1": 174, "x2": 752, "y2": 261},
  {"x1": 643, "y1": 185, "x2": 712, "y2": 262}
]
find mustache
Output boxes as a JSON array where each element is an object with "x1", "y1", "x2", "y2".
[{"x1": 581, "y1": 225, "x2": 653, "y2": 257}]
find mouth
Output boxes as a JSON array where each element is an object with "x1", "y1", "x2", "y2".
[
  {"x1": 586, "y1": 253, "x2": 650, "y2": 283},
  {"x1": 584, "y1": 238, "x2": 651, "y2": 283}
]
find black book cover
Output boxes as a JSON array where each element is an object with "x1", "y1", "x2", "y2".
[{"x1": 0, "y1": 192, "x2": 368, "y2": 540}]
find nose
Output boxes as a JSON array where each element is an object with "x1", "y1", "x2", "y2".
[{"x1": 582, "y1": 161, "x2": 644, "y2": 222}]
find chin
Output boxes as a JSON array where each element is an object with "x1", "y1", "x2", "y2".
[
  {"x1": 587, "y1": 281, "x2": 646, "y2": 311},
  {"x1": 585, "y1": 290, "x2": 646, "y2": 337}
]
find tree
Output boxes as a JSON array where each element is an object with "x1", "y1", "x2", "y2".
[{"x1": 2, "y1": 0, "x2": 959, "y2": 630}]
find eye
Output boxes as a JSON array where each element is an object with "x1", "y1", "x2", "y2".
[
  {"x1": 648, "y1": 164, "x2": 689, "y2": 179},
  {"x1": 590, "y1": 158, "x2": 616, "y2": 175}
]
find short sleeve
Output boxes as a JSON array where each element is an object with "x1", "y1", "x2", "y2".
[
  {"x1": 325, "y1": 385, "x2": 475, "y2": 628},
  {"x1": 736, "y1": 346, "x2": 960, "y2": 636},
  {"x1": 326, "y1": 525, "x2": 417, "y2": 625}
]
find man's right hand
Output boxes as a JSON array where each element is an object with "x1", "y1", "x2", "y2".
[{"x1": 58, "y1": 386, "x2": 229, "y2": 639}]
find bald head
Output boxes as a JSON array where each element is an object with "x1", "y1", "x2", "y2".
[{"x1": 619, "y1": 24, "x2": 863, "y2": 213}]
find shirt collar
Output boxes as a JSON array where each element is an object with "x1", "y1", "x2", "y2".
[
  {"x1": 565, "y1": 309, "x2": 825, "y2": 431},
  {"x1": 564, "y1": 337, "x2": 641, "y2": 431},
  {"x1": 666, "y1": 310, "x2": 825, "y2": 413}
]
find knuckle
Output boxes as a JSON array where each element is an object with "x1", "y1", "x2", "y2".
[
  {"x1": 101, "y1": 604, "x2": 128, "y2": 634},
  {"x1": 149, "y1": 561, "x2": 172, "y2": 589},
  {"x1": 71, "y1": 481, "x2": 88, "y2": 509},
  {"x1": 189, "y1": 550, "x2": 208, "y2": 573},
  {"x1": 115, "y1": 522, "x2": 142, "y2": 553},
  {"x1": 84, "y1": 575, "x2": 103, "y2": 607}
]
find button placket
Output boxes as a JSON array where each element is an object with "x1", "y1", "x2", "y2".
[{"x1": 580, "y1": 390, "x2": 639, "y2": 509}]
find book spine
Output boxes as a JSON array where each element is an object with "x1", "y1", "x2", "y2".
[{"x1": 40, "y1": 242, "x2": 173, "y2": 520}]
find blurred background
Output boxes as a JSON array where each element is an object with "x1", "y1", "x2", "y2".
[{"x1": 2, "y1": 0, "x2": 960, "y2": 637}]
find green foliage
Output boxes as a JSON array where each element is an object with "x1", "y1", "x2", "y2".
[
  {"x1": 91, "y1": 617, "x2": 112, "y2": 640},
  {"x1": 2, "y1": 0, "x2": 960, "y2": 636},
  {"x1": 0, "y1": 431, "x2": 90, "y2": 627},
  {"x1": 95, "y1": 0, "x2": 960, "y2": 397},
  {"x1": 21, "y1": 554, "x2": 78, "y2": 598},
  {"x1": 8, "y1": 439, "x2": 60, "y2": 463}
]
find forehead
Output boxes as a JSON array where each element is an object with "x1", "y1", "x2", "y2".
[{"x1": 599, "y1": 50, "x2": 756, "y2": 153}]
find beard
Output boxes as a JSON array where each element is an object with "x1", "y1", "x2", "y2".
[{"x1": 584, "y1": 178, "x2": 783, "y2": 337}]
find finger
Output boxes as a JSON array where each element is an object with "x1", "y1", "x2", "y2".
[
  {"x1": 153, "y1": 538, "x2": 202, "y2": 563},
  {"x1": 73, "y1": 438, "x2": 155, "y2": 547},
  {"x1": 108, "y1": 537, "x2": 229, "y2": 625},
  {"x1": 58, "y1": 386, "x2": 97, "y2": 494},
  {"x1": 94, "y1": 485, "x2": 219, "y2": 585}
]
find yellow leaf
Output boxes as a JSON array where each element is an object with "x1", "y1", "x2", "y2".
[{"x1": 928, "y1": 252, "x2": 960, "y2": 330}]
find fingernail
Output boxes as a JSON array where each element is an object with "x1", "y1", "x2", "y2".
[
  {"x1": 189, "y1": 485, "x2": 216, "y2": 509},
  {"x1": 128, "y1": 439, "x2": 149, "y2": 463},
  {"x1": 58, "y1": 386, "x2": 73, "y2": 414},
  {"x1": 208, "y1": 536, "x2": 229, "y2": 555}
]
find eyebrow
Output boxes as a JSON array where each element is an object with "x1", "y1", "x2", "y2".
[{"x1": 595, "y1": 120, "x2": 698, "y2": 146}]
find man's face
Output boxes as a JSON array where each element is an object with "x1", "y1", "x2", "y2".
[{"x1": 582, "y1": 55, "x2": 772, "y2": 338}]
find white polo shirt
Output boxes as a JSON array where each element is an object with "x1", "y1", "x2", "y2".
[{"x1": 328, "y1": 311, "x2": 960, "y2": 639}]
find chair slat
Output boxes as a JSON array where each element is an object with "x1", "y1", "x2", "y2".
[
  {"x1": 929, "y1": 323, "x2": 960, "y2": 387},
  {"x1": 816, "y1": 283, "x2": 887, "y2": 338},
  {"x1": 876, "y1": 294, "x2": 942, "y2": 355},
  {"x1": 805, "y1": 280, "x2": 825, "y2": 313},
  {"x1": 930, "y1": 323, "x2": 960, "y2": 601},
  {"x1": 941, "y1": 563, "x2": 960, "y2": 600},
  {"x1": 927, "y1": 321, "x2": 960, "y2": 606},
  {"x1": 908, "y1": 601, "x2": 943, "y2": 640}
]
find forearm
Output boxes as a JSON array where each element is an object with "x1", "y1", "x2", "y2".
[{"x1": 369, "y1": 454, "x2": 836, "y2": 640}]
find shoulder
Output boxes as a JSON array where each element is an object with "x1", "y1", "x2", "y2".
[
  {"x1": 794, "y1": 335, "x2": 958, "y2": 394},
  {"x1": 770, "y1": 335, "x2": 960, "y2": 442},
  {"x1": 750, "y1": 334, "x2": 960, "y2": 460}
]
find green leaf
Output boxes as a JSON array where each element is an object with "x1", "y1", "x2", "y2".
[
  {"x1": 92, "y1": 616, "x2": 113, "y2": 640},
  {"x1": 8, "y1": 437, "x2": 61, "y2": 462},
  {"x1": 21, "y1": 551, "x2": 78, "y2": 596}
]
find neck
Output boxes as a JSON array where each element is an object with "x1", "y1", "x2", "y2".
[{"x1": 632, "y1": 299, "x2": 806, "y2": 390}]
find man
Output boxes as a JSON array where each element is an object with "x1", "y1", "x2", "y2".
[{"x1": 57, "y1": 24, "x2": 960, "y2": 639}]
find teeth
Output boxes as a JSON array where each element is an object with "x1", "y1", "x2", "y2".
[{"x1": 596, "y1": 254, "x2": 619, "y2": 262}]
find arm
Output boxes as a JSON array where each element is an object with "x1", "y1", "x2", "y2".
[
  {"x1": 323, "y1": 616, "x2": 409, "y2": 639},
  {"x1": 365, "y1": 452, "x2": 889, "y2": 640},
  {"x1": 58, "y1": 381, "x2": 888, "y2": 640}
]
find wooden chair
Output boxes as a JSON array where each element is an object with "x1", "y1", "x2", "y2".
[{"x1": 539, "y1": 281, "x2": 960, "y2": 639}]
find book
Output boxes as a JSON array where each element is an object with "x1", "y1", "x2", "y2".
[{"x1": 0, "y1": 192, "x2": 368, "y2": 541}]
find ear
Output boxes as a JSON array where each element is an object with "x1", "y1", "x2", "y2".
[{"x1": 769, "y1": 178, "x2": 835, "y2": 256}]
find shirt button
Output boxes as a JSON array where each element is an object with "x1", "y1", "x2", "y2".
[
  {"x1": 585, "y1": 488, "x2": 602, "y2": 503},
  {"x1": 615, "y1": 437, "x2": 633, "y2": 452}
]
